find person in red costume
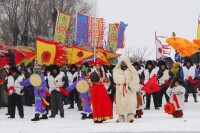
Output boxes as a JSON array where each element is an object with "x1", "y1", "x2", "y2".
[{"x1": 90, "y1": 72, "x2": 113, "y2": 123}]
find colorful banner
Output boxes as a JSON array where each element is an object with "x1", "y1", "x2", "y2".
[
  {"x1": 54, "y1": 12, "x2": 71, "y2": 44},
  {"x1": 36, "y1": 37, "x2": 58, "y2": 65},
  {"x1": 166, "y1": 37, "x2": 199, "y2": 57},
  {"x1": 198, "y1": 17, "x2": 200, "y2": 39},
  {"x1": 108, "y1": 23, "x2": 119, "y2": 52},
  {"x1": 91, "y1": 18, "x2": 104, "y2": 47},
  {"x1": 117, "y1": 22, "x2": 127, "y2": 48},
  {"x1": 66, "y1": 46, "x2": 94, "y2": 65},
  {"x1": 14, "y1": 49, "x2": 35, "y2": 66},
  {"x1": 76, "y1": 14, "x2": 89, "y2": 45},
  {"x1": 155, "y1": 38, "x2": 163, "y2": 60}
]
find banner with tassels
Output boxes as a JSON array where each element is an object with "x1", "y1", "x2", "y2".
[
  {"x1": 76, "y1": 14, "x2": 89, "y2": 46},
  {"x1": 117, "y1": 22, "x2": 127, "y2": 49},
  {"x1": 36, "y1": 37, "x2": 66, "y2": 66},
  {"x1": 108, "y1": 23, "x2": 119, "y2": 52},
  {"x1": 54, "y1": 12, "x2": 72, "y2": 44},
  {"x1": 91, "y1": 18, "x2": 104, "y2": 47}
]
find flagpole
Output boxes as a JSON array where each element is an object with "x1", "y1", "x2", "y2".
[
  {"x1": 155, "y1": 31, "x2": 157, "y2": 60},
  {"x1": 93, "y1": 0, "x2": 97, "y2": 62},
  {"x1": 74, "y1": 12, "x2": 78, "y2": 46}
]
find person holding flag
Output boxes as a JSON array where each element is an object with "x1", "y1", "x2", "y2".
[{"x1": 142, "y1": 60, "x2": 160, "y2": 110}]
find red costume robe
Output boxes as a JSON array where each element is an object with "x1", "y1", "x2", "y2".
[{"x1": 91, "y1": 83, "x2": 113, "y2": 122}]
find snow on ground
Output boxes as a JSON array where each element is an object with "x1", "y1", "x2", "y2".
[{"x1": 0, "y1": 95, "x2": 200, "y2": 133}]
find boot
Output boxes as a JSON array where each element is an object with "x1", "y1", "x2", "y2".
[
  {"x1": 184, "y1": 95, "x2": 188, "y2": 102},
  {"x1": 194, "y1": 97, "x2": 198, "y2": 102},
  {"x1": 49, "y1": 115, "x2": 55, "y2": 118},
  {"x1": 127, "y1": 114, "x2": 134, "y2": 123},
  {"x1": 116, "y1": 115, "x2": 125, "y2": 123},
  {"x1": 81, "y1": 113, "x2": 87, "y2": 120},
  {"x1": 87, "y1": 113, "x2": 93, "y2": 119},
  {"x1": 68, "y1": 106, "x2": 74, "y2": 109},
  {"x1": 31, "y1": 113, "x2": 40, "y2": 121},
  {"x1": 184, "y1": 99, "x2": 188, "y2": 102},
  {"x1": 40, "y1": 114, "x2": 48, "y2": 120},
  {"x1": 144, "y1": 107, "x2": 150, "y2": 110},
  {"x1": 8, "y1": 115, "x2": 15, "y2": 119}
]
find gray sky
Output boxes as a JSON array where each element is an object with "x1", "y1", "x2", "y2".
[{"x1": 96, "y1": 0, "x2": 200, "y2": 59}]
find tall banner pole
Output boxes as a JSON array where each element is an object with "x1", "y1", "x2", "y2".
[
  {"x1": 155, "y1": 31, "x2": 157, "y2": 60},
  {"x1": 94, "y1": 0, "x2": 97, "y2": 62},
  {"x1": 74, "y1": 12, "x2": 78, "y2": 45}
]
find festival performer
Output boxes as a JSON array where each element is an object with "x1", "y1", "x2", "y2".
[
  {"x1": 68, "y1": 63, "x2": 92, "y2": 120},
  {"x1": 2, "y1": 67, "x2": 11, "y2": 116},
  {"x1": 67, "y1": 64, "x2": 79, "y2": 109},
  {"x1": 113, "y1": 58, "x2": 139, "y2": 123},
  {"x1": 133, "y1": 62, "x2": 145, "y2": 118},
  {"x1": 90, "y1": 59, "x2": 111, "y2": 89},
  {"x1": 157, "y1": 60, "x2": 174, "y2": 107},
  {"x1": 7, "y1": 67, "x2": 24, "y2": 119},
  {"x1": 142, "y1": 60, "x2": 160, "y2": 110},
  {"x1": 48, "y1": 65, "x2": 68, "y2": 118},
  {"x1": 20, "y1": 62, "x2": 48, "y2": 121},
  {"x1": 180, "y1": 58, "x2": 198, "y2": 102},
  {"x1": 166, "y1": 77, "x2": 185, "y2": 118},
  {"x1": 90, "y1": 72, "x2": 113, "y2": 123}
]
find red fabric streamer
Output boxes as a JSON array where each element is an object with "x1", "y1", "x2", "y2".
[
  {"x1": 173, "y1": 94, "x2": 180, "y2": 109},
  {"x1": 46, "y1": 89, "x2": 51, "y2": 97},
  {"x1": 59, "y1": 87, "x2": 69, "y2": 96}
]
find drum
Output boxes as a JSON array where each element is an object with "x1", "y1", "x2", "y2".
[
  {"x1": 76, "y1": 80, "x2": 89, "y2": 93},
  {"x1": 30, "y1": 74, "x2": 42, "y2": 87}
]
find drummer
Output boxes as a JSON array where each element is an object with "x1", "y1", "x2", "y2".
[
  {"x1": 20, "y1": 60, "x2": 48, "y2": 121},
  {"x1": 68, "y1": 62, "x2": 93, "y2": 120}
]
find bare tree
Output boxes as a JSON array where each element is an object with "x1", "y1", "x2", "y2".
[
  {"x1": 0, "y1": 0, "x2": 94, "y2": 46},
  {"x1": 123, "y1": 46, "x2": 152, "y2": 63}
]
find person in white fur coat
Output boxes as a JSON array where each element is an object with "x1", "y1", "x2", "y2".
[
  {"x1": 113, "y1": 58, "x2": 139, "y2": 123},
  {"x1": 166, "y1": 77, "x2": 185, "y2": 118}
]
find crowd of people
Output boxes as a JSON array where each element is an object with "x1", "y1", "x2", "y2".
[{"x1": 0, "y1": 57, "x2": 199, "y2": 123}]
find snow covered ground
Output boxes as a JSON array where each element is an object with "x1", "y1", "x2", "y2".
[{"x1": 0, "y1": 95, "x2": 200, "y2": 133}]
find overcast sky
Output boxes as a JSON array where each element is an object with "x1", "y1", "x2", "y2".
[{"x1": 95, "y1": 0, "x2": 200, "y2": 59}]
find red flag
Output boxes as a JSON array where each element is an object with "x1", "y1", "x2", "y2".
[{"x1": 141, "y1": 74, "x2": 161, "y2": 94}]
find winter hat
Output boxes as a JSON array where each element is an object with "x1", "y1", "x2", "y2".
[
  {"x1": 10, "y1": 67, "x2": 21, "y2": 75},
  {"x1": 183, "y1": 58, "x2": 193, "y2": 66},
  {"x1": 69, "y1": 64, "x2": 78, "y2": 72},
  {"x1": 145, "y1": 60, "x2": 155, "y2": 69},
  {"x1": 94, "y1": 58, "x2": 103, "y2": 66},
  {"x1": 132, "y1": 62, "x2": 141, "y2": 69},
  {"x1": 158, "y1": 60, "x2": 168, "y2": 69}
]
